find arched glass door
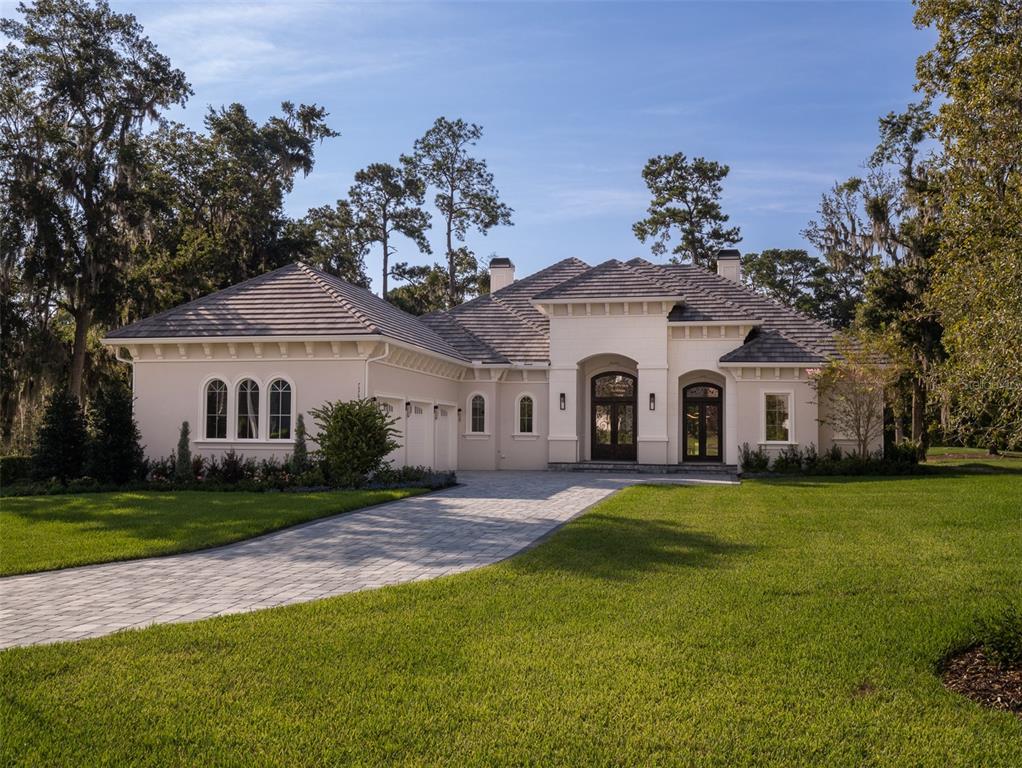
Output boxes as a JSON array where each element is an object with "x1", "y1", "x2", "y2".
[
  {"x1": 591, "y1": 372, "x2": 637, "y2": 461},
  {"x1": 682, "y1": 383, "x2": 723, "y2": 462}
]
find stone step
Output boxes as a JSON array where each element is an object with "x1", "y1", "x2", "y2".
[{"x1": 548, "y1": 461, "x2": 739, "y2": 479}]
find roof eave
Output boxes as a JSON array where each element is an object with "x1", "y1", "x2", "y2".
[{"x1": 101, "y1": 333, "x2": 472, "y2": 368}]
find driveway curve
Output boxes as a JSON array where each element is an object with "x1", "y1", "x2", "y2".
[{"x1": 0, "y1": 471, "x2": 726, "y2": 649}]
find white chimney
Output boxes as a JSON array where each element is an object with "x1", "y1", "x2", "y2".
[
  {"x1": 489, "y1": 257, "x2": 515, "y2": 293},
  {"x1": 716, "y1": 249, "x2": 742, "y2": 282}
]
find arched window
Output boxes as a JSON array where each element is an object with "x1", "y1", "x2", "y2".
[
  {"x1": 268, "y1": 379, "x2": 292, "y2": 440},
  {"x1": 518, "y1": 395, "x2": 534, "y2": 434},
  {"x1": 470, "y1": 394, "x2": 486, "y2": 433},
  {"x1": 205, "y1": 379, "x2": 228, "y2": 439},
  {"x1": 237, "y1": 379, "x2": 260, "y2": 439}
]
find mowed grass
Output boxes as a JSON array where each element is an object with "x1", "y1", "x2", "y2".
[
  {"x1": 2, "y1": 469, "x2": 1021, "y2": 766},
  {"x1": 0, "y1": 489, "x2": 425, "y2": 576}
]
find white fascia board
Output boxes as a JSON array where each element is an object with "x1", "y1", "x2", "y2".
[{"x1": 101, "y1": 334, "x2": 472, "y2": 369}]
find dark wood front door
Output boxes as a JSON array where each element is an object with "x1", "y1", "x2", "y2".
[
  {"x1": 682, "y1": 383, "x2": 723, "y2": 462},
  {"x1": 591, "y1": 372, "x2": 637, "y2": 461}
]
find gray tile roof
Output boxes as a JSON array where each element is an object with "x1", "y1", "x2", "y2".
[
  {"x1": 107, "y1": 255, "x2": 837, "y2": 367},
  {"x1": 532, "y1": 259, "x2": 681, "y2": 300},
  {"x1": 719, "y1": 329, "x2": 827, "y2": 364},
  {"x1": 106, "y1": 263, "x2": 469, "y2": 362},
  {"x1": 422, "y1": 257, "x2": 590, "y2": 363}
]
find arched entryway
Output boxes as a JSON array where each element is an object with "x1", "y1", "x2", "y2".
[
  {"x1": 682, "y1": 382, "x2": 723, "y2": 462},
  {"x1": 591, "y1": 372, "x2": 637, "y2": 461}
]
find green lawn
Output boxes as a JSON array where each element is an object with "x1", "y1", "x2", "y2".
[
  {"x1": 2, "y1": 467, "x2": 1021, "y2": 766},
  {"x1": 0, "y1": 489, "x2": 425, "y2": 576}
]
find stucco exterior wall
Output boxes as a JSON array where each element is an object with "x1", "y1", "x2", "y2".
[
  {"x1": 131, "y1": 357, "x2": 364, "y2": 461},
  {"x1": 732, "y1": 376, "x2": 819, "y2": 458}
]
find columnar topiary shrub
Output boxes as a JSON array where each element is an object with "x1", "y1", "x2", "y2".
[
  {"x1": 175, "y1": 421, "x2": 193, "y2": 482},
  {"x1": 31, "y1": 390, "x2": 87, "y2": 482},
  {"x1": 87, "y1": 382, "x2": 145, "y2": 484},
  {"x1": 291, "y1": 413, "x2": 309, "y2": 474},
  {"x1": 310, "y1": 399, "x2": 399, "y2": 487}
]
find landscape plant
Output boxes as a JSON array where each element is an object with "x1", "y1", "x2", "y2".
[
  {"x1": 30, "y1": 390, "x2": 87, "y2": 482},
  {"x1": 86, "y1": 382, "x2": 145, "y2": 485},
  {"x1": 174, "y1": 422, "x2": 193, "y2": 482},
  {"x1": 310, "y1": 398, "x2": 400, "y2": 487}
]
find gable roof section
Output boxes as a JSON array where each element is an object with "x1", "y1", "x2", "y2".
[
  {"x1": 532, "y1": 259, "x2": 681, "y2": 301},
  {"x1": 106, "y1": 262, "x2": 469, "y2": 362}
]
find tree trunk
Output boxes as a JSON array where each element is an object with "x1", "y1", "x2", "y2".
[
  {"x1": 911, "y1": 377, "x2": 927, "y2": 453},
  {"x1": 381, "y1": 229, "x2": 389, "y2": 300},
  {"x1": 446, "y1": 214, "x2": 455, "y2": 308},
  {"x1": 68, "y1": 305, "x2": 92, "y2": 402}
]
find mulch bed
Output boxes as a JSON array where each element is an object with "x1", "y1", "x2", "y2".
[{"x1": 942, "y1": 645, "x2": 1022, "y2": 718}]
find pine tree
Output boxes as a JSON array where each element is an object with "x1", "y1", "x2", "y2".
[
  {"x1": 31, "y1": 389, "x2": 87, "y2": 482},
  {"x1": 175, "y1": 421, "x2": 193, "y2": 482},
  {"x1": 87, "y1": 382, "x2": 145, "y2": 484}
]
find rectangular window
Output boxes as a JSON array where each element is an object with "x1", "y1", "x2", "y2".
[{"x1": 765, "y1": 393, "x2": 791, "y2": 442}]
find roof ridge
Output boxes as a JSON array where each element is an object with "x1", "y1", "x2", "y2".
[
  {"x1": 295, "y1": 262, "x2": 379, "y2": 334},
  {"x1": 618, "y1": 259, "x2": 678, "y2": 295},
  {"x1": 450, "y1": 256, "x2": 590, "y2": 314},
  {"x1": 638, "y1": 260, "x2": 755, "y2": 320},
  {"x1": 675, "y1": 263, "x2": 835, "y2": 336},
  {"x1": 108, "y1": 263, "x2": 301, "y2": 337}
]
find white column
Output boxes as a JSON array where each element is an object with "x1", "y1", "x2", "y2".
[
  {"x1": 637, "y1": 365, "x2": 669, "y2": 464},
  {"x1": 724, "y1": 370, "x2": 740, "y2": 465},
  {"x1": 547, "y1": 365, "x2": 579, "y2": 463}
]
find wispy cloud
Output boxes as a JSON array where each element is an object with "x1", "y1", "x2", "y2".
[{"x1": 141, "y1": 1, "x2": 424, "y2": 91}]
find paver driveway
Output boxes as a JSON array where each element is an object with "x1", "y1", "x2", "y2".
[{"x1": 0, "y1": 471, "x2": 730, "y2": 649}]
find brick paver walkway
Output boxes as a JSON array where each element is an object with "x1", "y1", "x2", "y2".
[{"x1": 0, "y1": 471, "x2": 729, "y2": 649}]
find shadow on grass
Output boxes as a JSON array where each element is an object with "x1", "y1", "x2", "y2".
[
  {"x1": 512, "y1": 512, "x2": 758, "y2": 581},
  {"x1": 0, "y1": 491, "x2": 389, "y2": 547},
  {"x1": 749, "y1": 463, "x2": 1022, "y2": 488}
]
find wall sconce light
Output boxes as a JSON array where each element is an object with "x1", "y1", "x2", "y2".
[
  {"x1": 405, "y1": 401, "x2": 412, "y2": 417},
  {"x1": 649, "y1": 393, "x2": 656, "y2": 411},
  {"x1": 457, "y1": 407, "x2": 462, "y2": 422},
  {"x1": 433, "y1": 404, "x2": 439, "y2": 420},
  {"x1": 559, "y1": 393, "x2": 566, "y2": 410}
]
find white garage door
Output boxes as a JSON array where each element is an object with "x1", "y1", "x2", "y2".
[
  {"x1": 405, "y1": 402, "x2": 433, "y2": 468},
  {"x1": 434, "y1": 405, "x2": 454, "y2": 470}
]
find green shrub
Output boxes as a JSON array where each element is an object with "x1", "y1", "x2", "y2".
[
  {"x1": 977, "y1": 605, "x2": 1022, "y2": 668},
  {"x1": 291, "y1": 413, "x2": 309, "y2": 474},
  {"x1": 739, "y1": 442, "x2": 770, "y2": 473},
  {"x1": 0, "y1": 455, "x2": 31, "y2": 485},
  {"x1": 887, "y1": 439, "x2": 922, "y2": 467},
  {"x1": 310, "y1": 398, "x2": 399, "y2": 488},
  {"x1": 86, "y1": 382, "x2": 145, "y2": 484},
  {"x1": 31, "y1": 389, "x2": 87, "y2": 482},
  {"x1": 175, "y1": 422, "x2": 193, "y2": 482},
  {"x1": 772, "y1": 445, "x2": 804, "y2": 474}
]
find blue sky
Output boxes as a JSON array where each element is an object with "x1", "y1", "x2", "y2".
[{"x1": 118, "y1": 0, "x2": 932, "y2": 292}]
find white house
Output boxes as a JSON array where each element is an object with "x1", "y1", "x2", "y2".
[{"x1": 103, "y1": 251, "x2": 865, "y2": 472}]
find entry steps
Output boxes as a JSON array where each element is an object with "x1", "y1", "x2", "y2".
[{"x1": 548, "y1": 462, "x2": 739, "y2": 482}]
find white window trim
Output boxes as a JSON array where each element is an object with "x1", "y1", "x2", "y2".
[
  {"x1": 198, "y1": 374, "x2": 231, "y2": 442},
  {"x1": 760, "y1": 389, "x2": 796, "y2": 445},
  {"x1": 513, "y1": 392, "x2": 538, "y2": 436},
  {"x1": 466, "y1": 391, "x2": 488, "y2": 436},
  {"x1": 265, "y1": 375, "x2": 297, "y2": 444}
]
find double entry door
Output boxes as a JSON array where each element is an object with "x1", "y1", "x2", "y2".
[
  {"x1": 591, "y1": 372, "x2": 637, "y2": 461},
  {"x1": 682, "y1": 383, "x2": 723, "y2": 462}
]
